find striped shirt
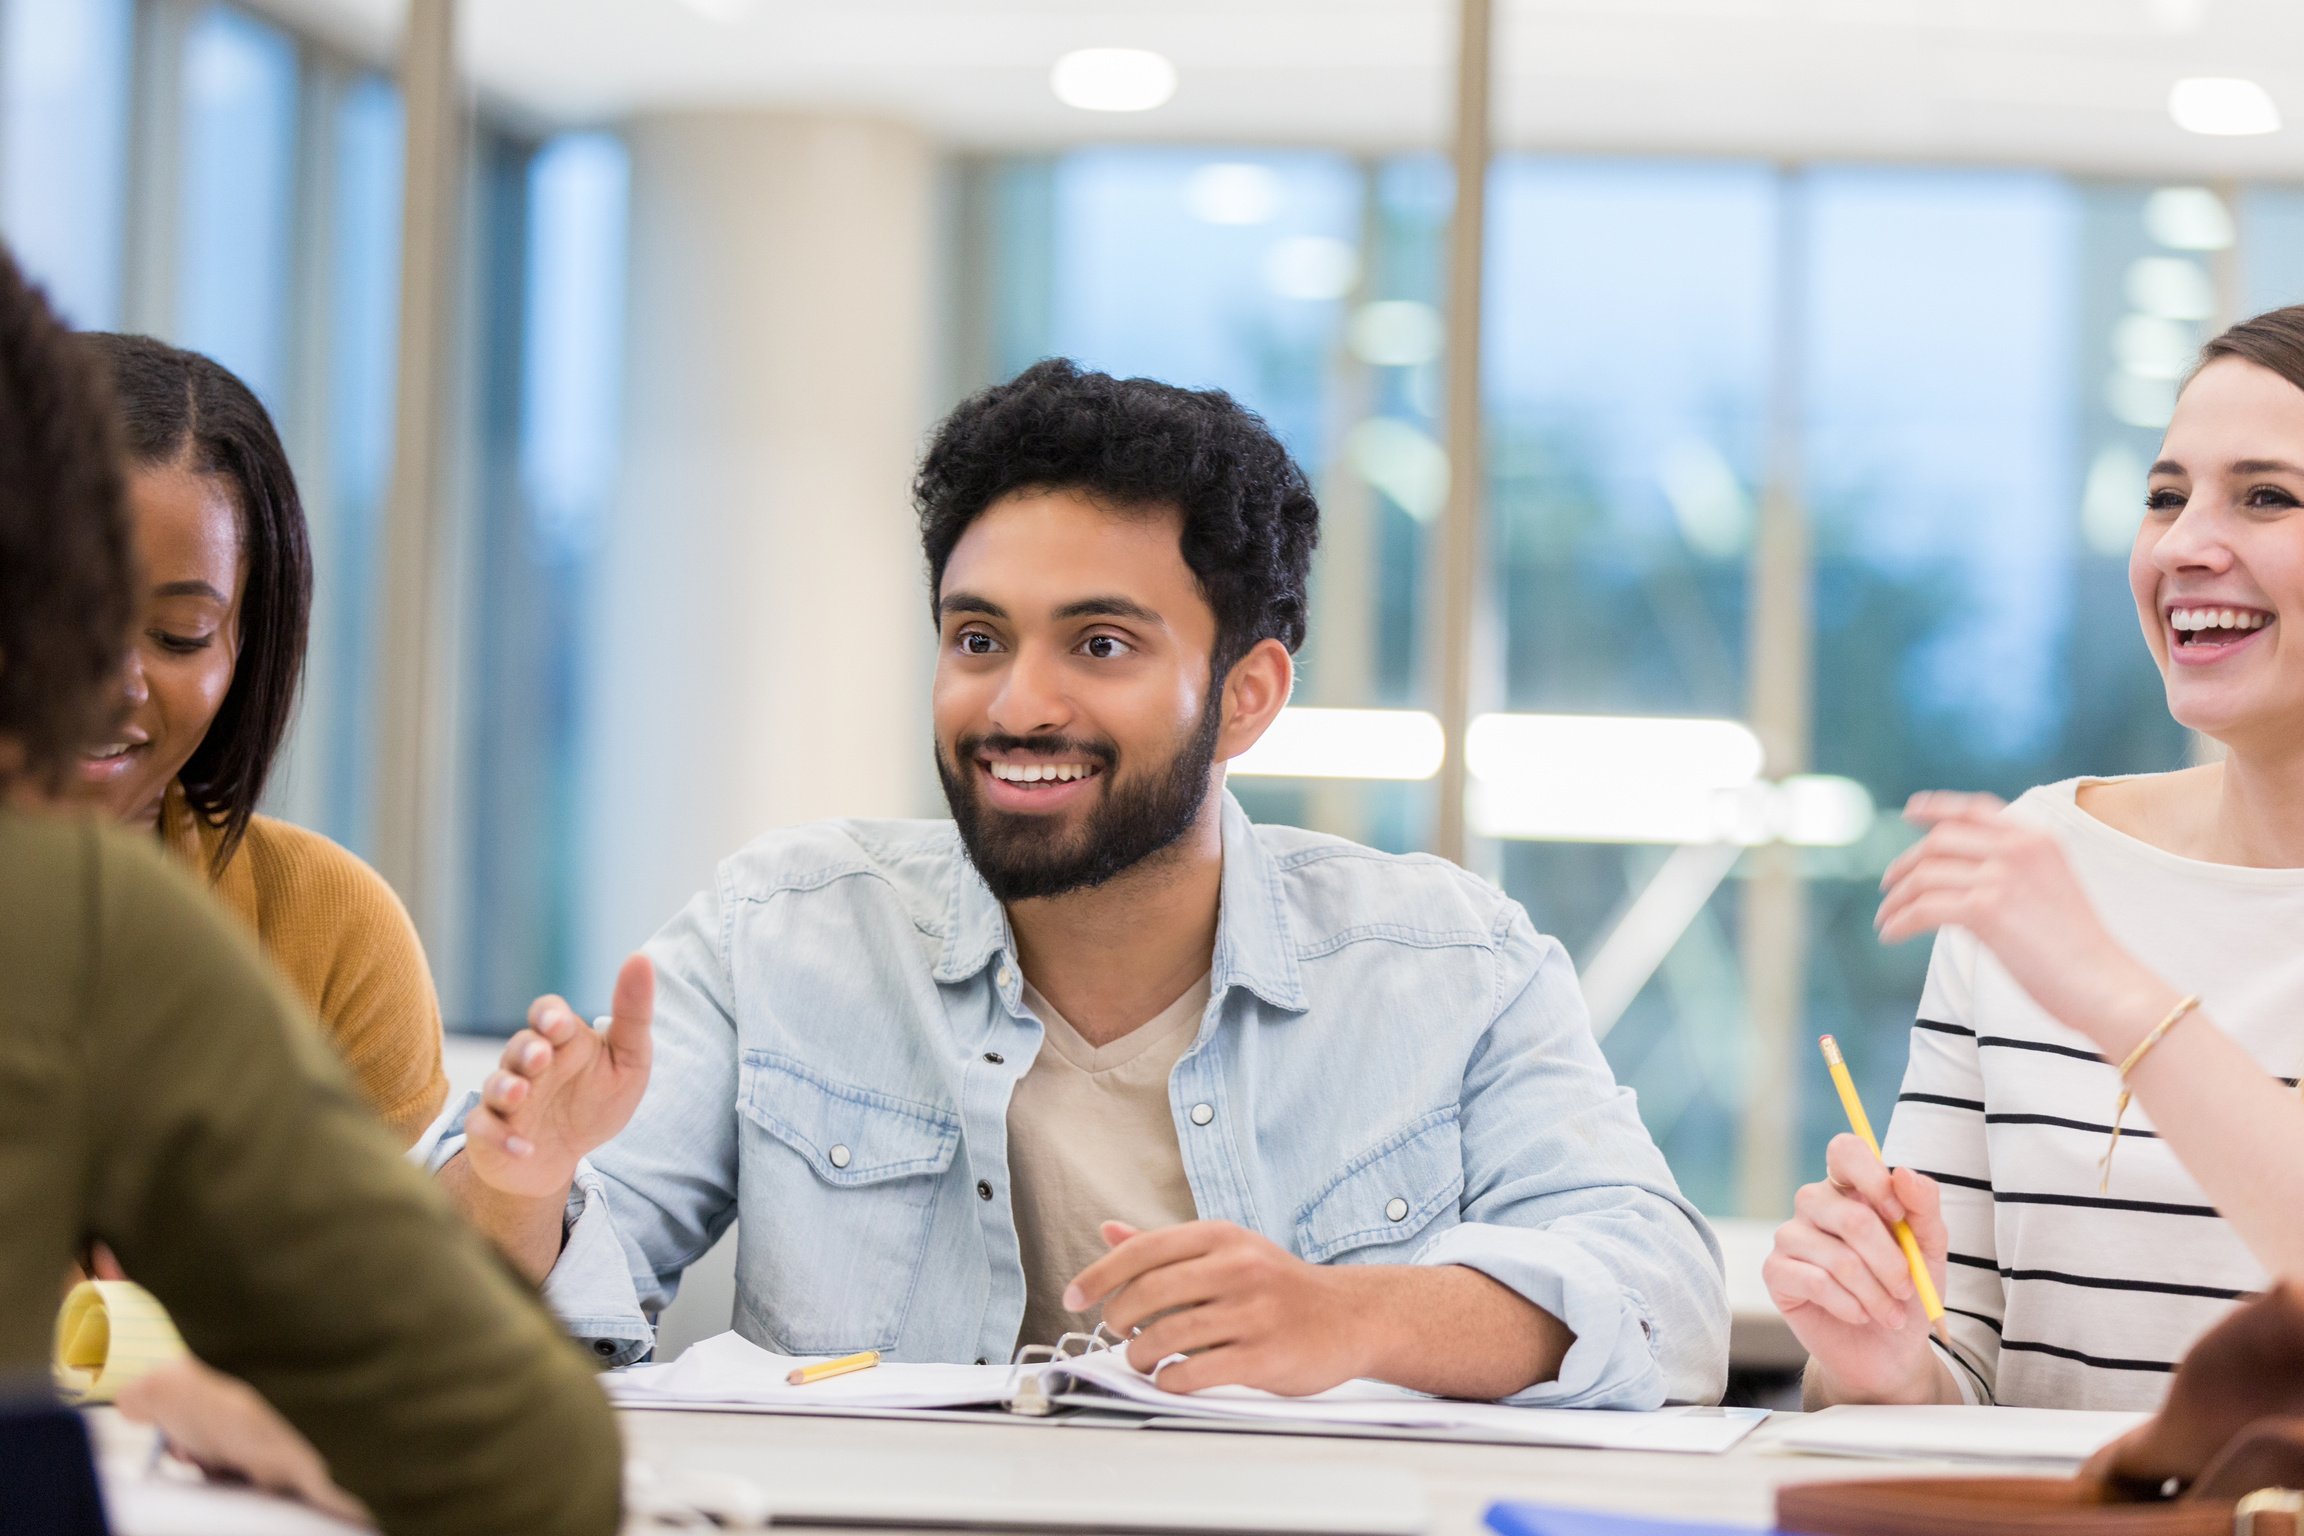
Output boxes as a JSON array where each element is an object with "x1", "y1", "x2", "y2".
[{"x1": 1877, "y1": 776, "x2": 2304, "y2": 1411}]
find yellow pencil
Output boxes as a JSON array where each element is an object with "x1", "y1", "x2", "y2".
[
  {"x1": 786, "y1": 1349, "x2": 881, "y2": 1386},
  {"x1": 1818, "y1": 1035, "x2": 1948, "y2": 1342}
]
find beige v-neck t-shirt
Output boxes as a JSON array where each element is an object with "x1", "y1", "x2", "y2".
[{"x1": 1010, "y1": 973, "x2": 1210, "y2": 1351}]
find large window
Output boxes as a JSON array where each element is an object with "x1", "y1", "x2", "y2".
[
  {"x1": 0, "y1": 0, "x2": 625, "y2": 1029},
  {"x1": 973, "y1": 149, "x2": 2254, "y2": 1213}
]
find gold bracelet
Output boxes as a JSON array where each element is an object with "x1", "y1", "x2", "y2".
[{"x1": 2098, "y1": 993, "x2": 2201, "y2": 1193}]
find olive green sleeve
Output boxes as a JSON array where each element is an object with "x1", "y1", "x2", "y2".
[{"x1": 74, "y1": 829, "x2": 621, "y2": 1536}]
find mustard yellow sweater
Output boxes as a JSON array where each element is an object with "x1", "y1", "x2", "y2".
[{"x1": 160, "y1": 784, "x2": 448, "y2": 1145}]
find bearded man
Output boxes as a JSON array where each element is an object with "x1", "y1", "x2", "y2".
[{"x1": 437, "y1": 360, "x2": 1727, "y2": 1407}]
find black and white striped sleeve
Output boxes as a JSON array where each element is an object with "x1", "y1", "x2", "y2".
[{"x1": 1879, "y1": 927, "x2": 2001, "y2": 1405}]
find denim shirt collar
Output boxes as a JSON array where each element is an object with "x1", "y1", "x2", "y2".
[{"x1": 932, "y1": 790, "x2": 1308, "y2": 1013}]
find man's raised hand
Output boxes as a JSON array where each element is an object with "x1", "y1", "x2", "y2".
[{"x1": 463, "y1": 954, "x2": 656, "y2": 1199}]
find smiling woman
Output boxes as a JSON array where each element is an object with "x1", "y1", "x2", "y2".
[
  {"x1": 78, "y1": 333, "x2": 447, "y2": 1148},
  {"x1": 1766, "y1": 304, "x2": 2304, "y2": 1417}
]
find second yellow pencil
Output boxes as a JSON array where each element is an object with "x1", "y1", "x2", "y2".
[{"x1": 1817, "y1": 1034, "x2": 1947, "y2": 1342}]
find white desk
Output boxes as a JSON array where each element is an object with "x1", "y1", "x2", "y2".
[
  {"x1": 614, "y1": 1407, "x2": 2053, "y2": 1535},
  {"x1": 91, "y1": 1403, "x2": 2069, "y2": 1535}
]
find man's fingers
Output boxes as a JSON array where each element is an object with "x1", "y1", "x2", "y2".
[
  {"x1": 1066, "y1": 1222, "x2": 1223, "y2": 1310},
  {"x1": 1100, "y1": 1256, "x2": 1228, "y2": 1337},
  {"x1": 1124, "y1": 1303, "x2": 1242, "y2": 1373},
  {"x1": 527, "y1": 993, "x2": 576, "y2": 1039},
  {"x1": 498, "y1": 1027, "x2": 555, "y2": 1078},
  {"x1": 604, "y1": 954, "x2": 655, "y2": 1071},
  {"x1": 465, "y1": 1103, "x2": 535, "y2": 1160},
  {"x1": 1143, "y1": 1344, "x2": 1256, "y2": 1396}
]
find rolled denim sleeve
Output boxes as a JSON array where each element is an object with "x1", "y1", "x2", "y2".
[
  {"x1": 1427, "y1": 908, "x2": 1728, "y2": 1408},
  {"x1": 431, "y1": 878, "x2": 744, "y2": 1367}
]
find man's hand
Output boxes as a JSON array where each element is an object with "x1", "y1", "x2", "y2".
[
  {"x1": 116, "y1": 1358, "x2": 369, "y2": 1524},
  {"x1": 462, "y1": 954, "x2": 656, "y2": 1199},
  {"x1": 1065, "y1": 1220, "x2": 1373, "y2": 1395}
]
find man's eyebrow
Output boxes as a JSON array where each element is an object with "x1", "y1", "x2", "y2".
[
  {"x1": 937, "y1": 591, "x2": 1007, "y2": 620},
  {"x1": 152, "y1": 580, "x2": 228, "y2": 601},
  {"x1": 1053, "y1": 596, "x2": 1164, "y2": 626}
]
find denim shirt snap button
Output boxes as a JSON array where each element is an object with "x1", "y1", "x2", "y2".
[
  {"x1": 1384, "y1": 1197, "x2": 1410, "y2": 1222},
  {"x1": 828, "y1": 1145, "x2": 852, "y2": 1170},
  {"x1": 1189, "y1": 1103, "x2": 1214, "y2": 1126}
]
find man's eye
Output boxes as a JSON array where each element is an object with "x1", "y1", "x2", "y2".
[
  {"x1": 1083, "y1": 635, "x2": 1131, "y2": 660},
  {"x1": 957, "y1": 632, "x2": 998, "y2": 656}
]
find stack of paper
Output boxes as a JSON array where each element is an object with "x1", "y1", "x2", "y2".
[{"x1": 611, "y1": 1333, "x2": 1768, "y2": 1454}]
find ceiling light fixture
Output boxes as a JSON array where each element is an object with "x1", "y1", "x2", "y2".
[
  {"x1": 2168, "y1": 77, "x2": 2281, "y2": 137},
  {"x1": 671, "y1": 0, "x2": 754, "y2": 21},
  {"x1": 1050, "y1": 48, "x2": 1177, "y2": 113}
]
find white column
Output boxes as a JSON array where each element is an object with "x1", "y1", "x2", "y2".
[{"x1": 577, "y1": 113, "x2": 941, "y2": 973}]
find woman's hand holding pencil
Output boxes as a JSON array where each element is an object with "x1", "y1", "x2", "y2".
[{"x1": 1765, "y1": 1131, "x2": 1961, "y2": 1407}]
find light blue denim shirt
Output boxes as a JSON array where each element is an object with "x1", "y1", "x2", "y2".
[{"x1": 436, "y1": 794, "x2": 1727, "y2": 1406}]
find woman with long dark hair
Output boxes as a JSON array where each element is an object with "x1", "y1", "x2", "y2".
[{"x1": 75, "y1": 334, "x2": 445, "y2": 1146}]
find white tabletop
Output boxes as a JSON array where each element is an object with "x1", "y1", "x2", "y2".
[
  {"x1": 614, "y1": 1406, "x2": 2054, "y2": 1535},
  {"x1": 94, "y1": 1402, "x2": 2072, "y2": 1535}
]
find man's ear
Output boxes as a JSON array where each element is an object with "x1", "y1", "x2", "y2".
[{"x1": 1213, "y1": 638, "x2": 1293, "y2": 763}]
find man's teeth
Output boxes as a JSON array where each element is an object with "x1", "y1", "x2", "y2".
[
  {"x1": 2170, "y1": 607, "x2": 2273, "y2": 633},
  {"x1": 988, "y1": 761, "x2": 1095, "y2": 783}
]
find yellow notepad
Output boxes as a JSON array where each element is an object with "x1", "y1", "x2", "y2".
[{"x1": 54, "y1": 1280, "x2": 188, "y2": 1404}]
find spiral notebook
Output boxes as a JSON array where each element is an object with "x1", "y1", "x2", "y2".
[{"x1": 609, "y1": 1329, "x2": 1767, "y2": 1454}]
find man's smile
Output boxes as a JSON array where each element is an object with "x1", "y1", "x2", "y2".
[{"x1": 976, "y1": 752, "x2": 1106, "y2": 813}]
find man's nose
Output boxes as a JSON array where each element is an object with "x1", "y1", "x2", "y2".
[{"x1": 986, "y1": 645, "x2": 1068, "y2": 737}]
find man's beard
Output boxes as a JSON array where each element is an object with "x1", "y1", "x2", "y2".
[{"x1": 936, "y1": 693, "x2": 1223, "y2": 904}]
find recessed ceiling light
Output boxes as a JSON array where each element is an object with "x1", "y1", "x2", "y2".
[
  {"x1": 2143, "y1": 186, "x2": 2236, "y2": 250},
  {"x1": 2168, "y1": 77, "x2": 2281, "y2": 137},
  {"x1": 1050, "y1": 48, "x2": 1177, "y2": 113}
]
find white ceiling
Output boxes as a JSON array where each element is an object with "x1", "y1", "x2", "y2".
[{"x1": 251, "y1": 0, "x2": 2304, "y2": 176}]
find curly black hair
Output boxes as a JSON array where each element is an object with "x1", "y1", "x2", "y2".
[
  {"x1": 0, "y1": 247, "x2": 133, "y2": 796},
  {"x1": 914, "y1": 359, "x2": 1321, "y2": 677},
  {"x1": 80, "y1": 334, "x2": 313, "y2": 868}
]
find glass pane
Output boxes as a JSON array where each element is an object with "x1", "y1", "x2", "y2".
[
  {"x1": 1799, "y1": 168, "x2": 2187, "y2": 1183},
  {"x1": 458, "y1": 130, "x2": 630, "y2": 1027},
  {"x1": 303, "y1": 71, "x2": 403, "y2": 855},
  {"x1": 1483, "y1": 158, "x2": 1776, "y2": 1215},
  {"x1": 175, "y1": 3, "x2": 298, "y2": 409},
  {"x1": 0, "y1": 0, "x2": 133, "y2": 327}
]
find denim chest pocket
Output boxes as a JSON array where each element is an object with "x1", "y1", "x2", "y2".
[
  {"x1": 734, "y1": 1051, "x2": 960, "y2": 1354},
  {"x1": 1293, "y1": 1108, "x2": 1465, "y2": 1264}
]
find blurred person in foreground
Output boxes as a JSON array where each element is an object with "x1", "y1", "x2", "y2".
[
  {"x1": 438, "y1": 359, "x2": 1727, "y2": 1407},
  {"x1": 0, "y1": 244, "x2": 620, "y2": 1533},
  {"x1": 56, "y1": 335, "x2": 453, "y2": 1514},
  {"x1": 75, "y1": 333, "x2": 447, "y2": 1145},
  {"x1": 1768, "y1": 305, "x2": 2304, "y2": 1412}
]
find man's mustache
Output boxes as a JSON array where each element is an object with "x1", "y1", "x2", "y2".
[{"x1": 956, "y1": 733, "x2": 1119, "y2": 768}]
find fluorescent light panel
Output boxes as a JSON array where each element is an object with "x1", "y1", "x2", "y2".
[
  {"x1": 1232, "y1": 708, "x2": 1873, "y2": 847},
  {"x1": 1229, "y1": 707, "x2": 1444, "y2": 781}
]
